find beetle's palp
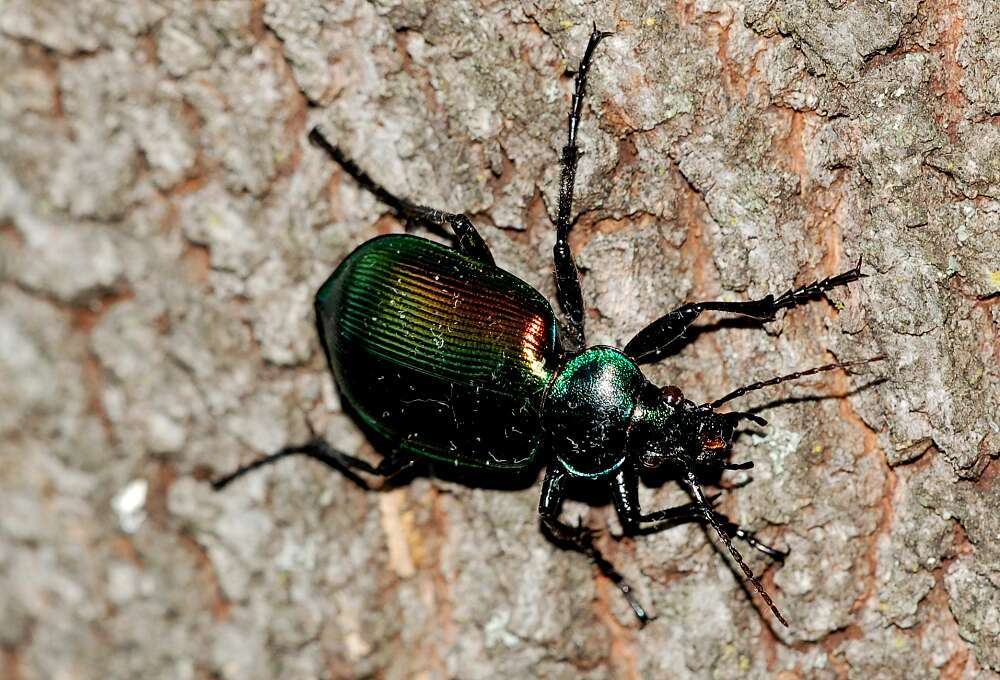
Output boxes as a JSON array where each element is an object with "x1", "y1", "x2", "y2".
[{"x1": 723, "y1": 411, "x2": 768, "y2": 427}]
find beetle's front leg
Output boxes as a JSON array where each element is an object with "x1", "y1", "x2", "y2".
[
  {"x1": 611, "y1": 467, "x2": 786, "y2": 561},
  {"x1": 623, "y1": 260, "x2": 864, "y2": 362},
  {"x1": 538, "y1": 465, "x2": 653, "y2": 625}
]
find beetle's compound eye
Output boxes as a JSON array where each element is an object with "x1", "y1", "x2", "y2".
[
  {"x1": 639, "y1": 449, "x2": 667, "y2": 469},
  {"x1": 661, "y1": 385, "x2": 684, "y2": 404}
]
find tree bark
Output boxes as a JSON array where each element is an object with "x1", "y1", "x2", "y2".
[{"x1": 1, "y1": 0, "x2": 998, "y2": 678}]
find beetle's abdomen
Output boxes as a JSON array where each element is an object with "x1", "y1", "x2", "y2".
[{"x1": 316, "y1": 234, "x2": 559, "y2": 468}]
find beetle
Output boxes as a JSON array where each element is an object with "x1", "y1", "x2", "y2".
[{"x1": 213, "y1": 28, "x2": 882, "y2": 627}]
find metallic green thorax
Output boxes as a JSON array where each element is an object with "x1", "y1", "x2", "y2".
[
  {"x1": 316, "y1": 235, "x2": 560, "y2": 468},
  {"x1": 542, "y1": 347, "x2": 647, "y2": 478}
]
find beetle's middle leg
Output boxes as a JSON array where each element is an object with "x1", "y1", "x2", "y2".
[
  {"x1": 623, "y1": 260, "x2": 864, "y2": 362},
  {"x1": 552, "y1": 27, "x2": 612, "y2": 350},
  {"x1": 539, "y1": 465, "x2": 653, "y2": 624},
  {"x1": 212, "y1": 437, "x2": 416, "y2": 491},
  {"x1": 308, "y1": 127, "x2": 494, "y2": 265},
  {"x1": 611, "y1": 468, "x2": 786, "y2": 560}
]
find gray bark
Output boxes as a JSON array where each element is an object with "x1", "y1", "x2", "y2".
[{"x1": 1, "y1": 0, "x2": 998, "y2": 678}]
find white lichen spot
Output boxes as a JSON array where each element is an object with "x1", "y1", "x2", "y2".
[
  {"x1": 112, "y1": 479, "x2": 148, "y2": 534},
  {"x1": 484, "y1": 610, "x2": 520, "y2": 647},
  {"x1": 318, "y1": 485, "x2": 336, "y2": 507},
  {"x1": 344, "y1": 631, "x2": 372, "y2": 661},
  {"x1": 756, "y1": 427, "x2": 802, "y2": 477}
]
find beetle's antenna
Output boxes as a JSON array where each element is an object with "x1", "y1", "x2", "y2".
[
  {"x1": 706, "y1": 356, "x2": 885, "y2": 410},
  {"x1": 684, "y1": 470, "x2": 789, "y2": 627}
]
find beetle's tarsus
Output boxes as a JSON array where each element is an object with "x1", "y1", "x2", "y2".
[
  {"x1": 543, "y1": 513, "x2": 653, "y2": 626},
  {"x1": 591, "y1": 22, "x2": 614, "y2": 40}
]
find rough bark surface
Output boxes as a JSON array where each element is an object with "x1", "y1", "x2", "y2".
[{"x1": 1, "y1": 1, "x2": 998, "y2": 678}]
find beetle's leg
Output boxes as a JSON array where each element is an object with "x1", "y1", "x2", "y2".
[
  {"x1": 552, "y1": 27, "x2": 612, "y2": 350},
  {"x1": 642, "y1": 505, "x2": 786, "y2": 561},
  {"x1": 308, "y1": 127, "x2": 495, "y2": 265},
  {"x1": 612, "y1": 468, "x2": 785, "y2": 560},
  {"x1": 211, "y1": 438, "x2": 416, "y2": 490},
  {"x1": 538, "y1": 465, "x2": 653, "y2": 625},
  {"x1": 613, "y1": 465, "x2": 703, "y2": 534},
  {"x1": 623, "y1": 259, "x2": 865, "y2": 362}
]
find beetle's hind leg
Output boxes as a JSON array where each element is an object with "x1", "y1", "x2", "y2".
[
  {"x1": 539, "y1": 466, "x2": 653, "y2": 625},
  {"x1": 623, "y1": 259, "x2": 865, "y2": 362},
  {"x1": 552, "y1": 27, "x2": 612, "y2": 350},
  {"x1": 308, "y1": 127, "x2": 495, "y2": 266},
  {"x1": 211, "y1": 437, "x2": 416, "y2": 491}
]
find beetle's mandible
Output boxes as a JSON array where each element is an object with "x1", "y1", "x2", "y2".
[{"x1": 213, "y1": 28, "x2": 883, "y2": 627}]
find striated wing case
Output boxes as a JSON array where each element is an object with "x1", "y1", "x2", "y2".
[{"x1": 316, "y1": 235, "x2": 560, "y2": 468}]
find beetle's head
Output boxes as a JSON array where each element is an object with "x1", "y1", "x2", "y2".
[{"x1": 627, "y1": 383, "x2": 766, "y2": 472}]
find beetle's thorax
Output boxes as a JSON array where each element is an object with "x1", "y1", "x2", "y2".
[{"x1": 542, "y1": 346, "x2": 647, "y2": 478}]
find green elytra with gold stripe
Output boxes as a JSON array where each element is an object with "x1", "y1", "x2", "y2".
[{"x1": 316, "y1": 234, "x2": 561, "y2": 468}]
